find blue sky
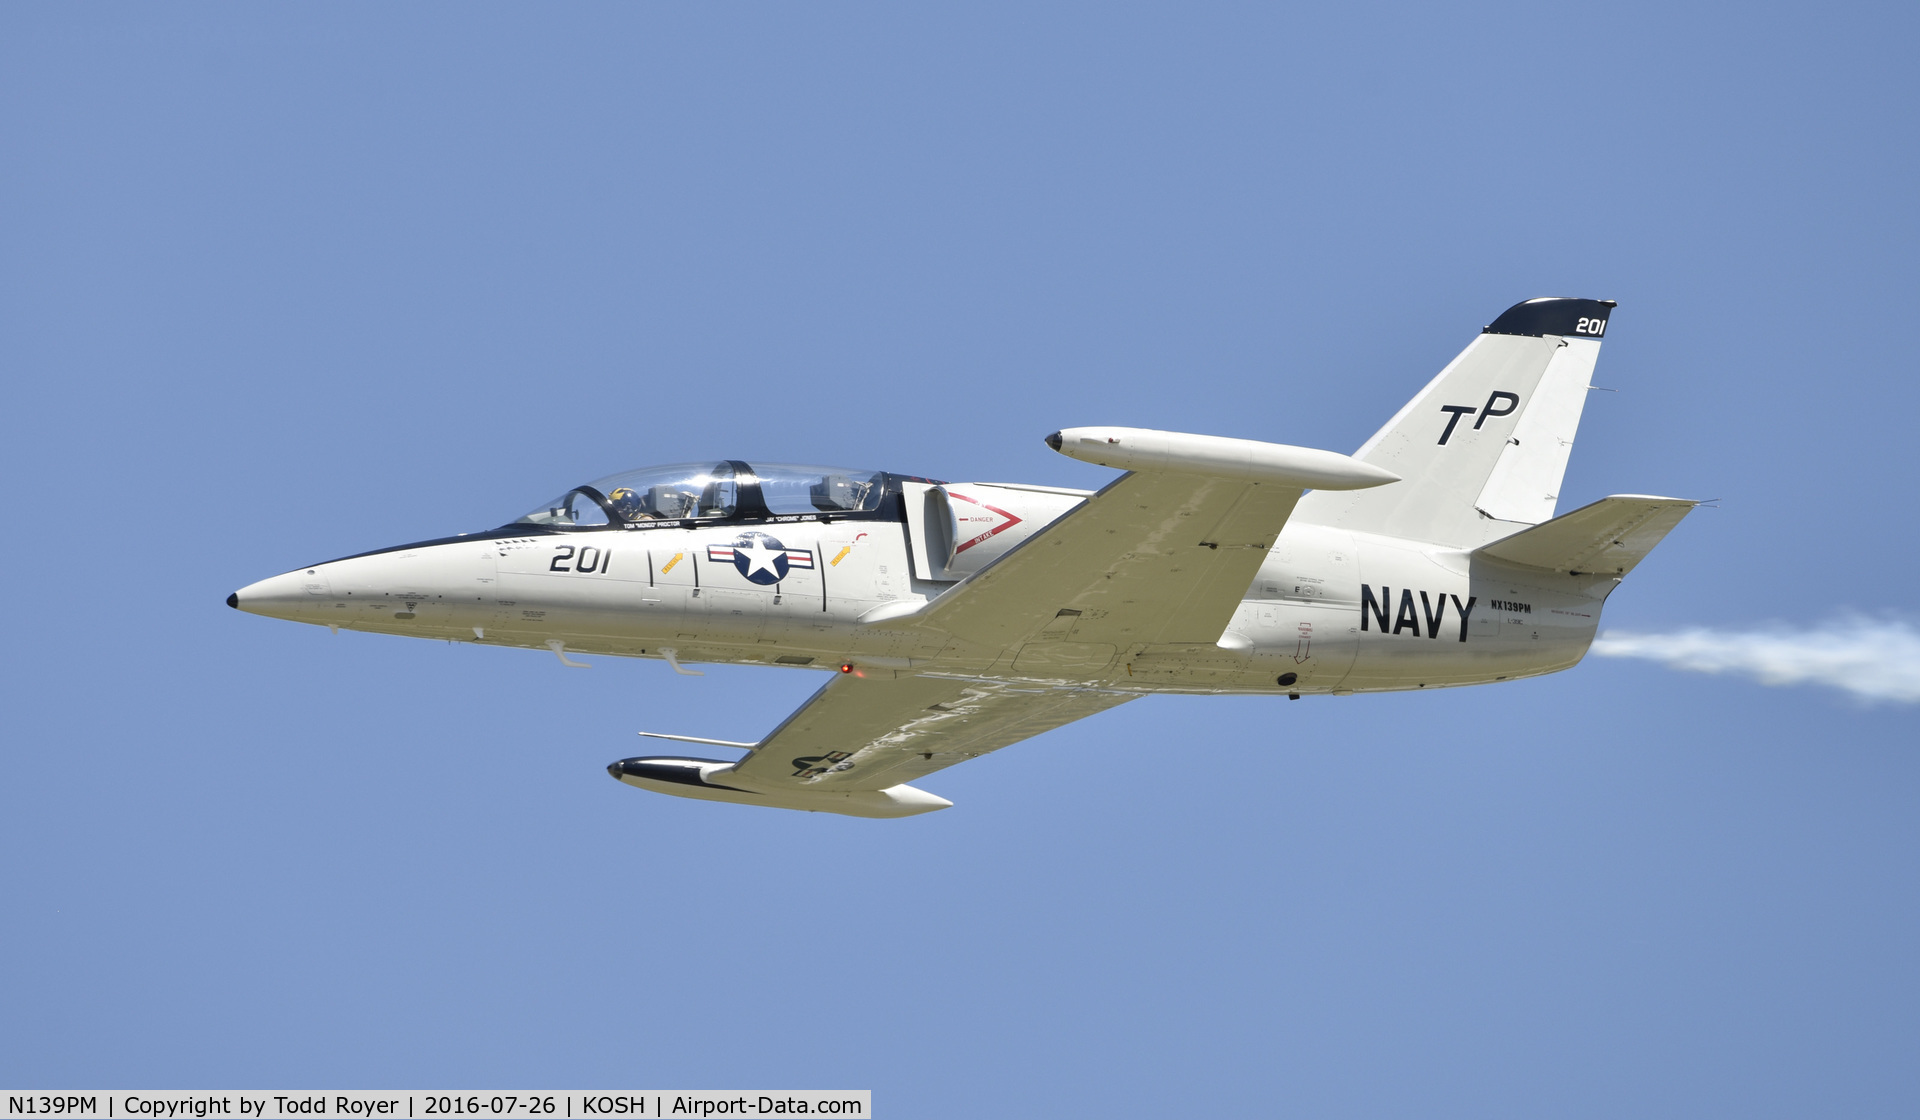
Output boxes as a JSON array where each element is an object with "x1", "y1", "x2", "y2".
[{"x1": 4, "y1": 4, "x2": 1917, "y2": 1116}]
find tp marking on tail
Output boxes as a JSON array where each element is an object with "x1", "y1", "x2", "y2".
[{"x1": 1437, "y1": 391, "x2": 1522, "y2": 445}]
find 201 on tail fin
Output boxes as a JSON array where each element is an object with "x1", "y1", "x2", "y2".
[{"x1": 1296, "y1": 297, "x2": 1616, "y2": 548}]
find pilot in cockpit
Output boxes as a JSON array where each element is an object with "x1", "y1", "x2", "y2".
[
  {"x1": 609, "y1": 487, "x2": 647, "y2": 522},
  {"x1": 609, "y1": 484, "x2": 698, "y2": 522}
]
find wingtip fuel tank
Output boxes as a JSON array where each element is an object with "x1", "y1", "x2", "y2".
[
  {"x1": 608, "y1": 756, "x2": 953, "y2": 819},
  {"x1": 1046, "y1": 427, "x2": 1400, "y2": 490}
]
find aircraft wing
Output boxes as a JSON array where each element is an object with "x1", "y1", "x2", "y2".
[
  {"x1": 615, "y1": 429, "x2": 1394, "y2": 818},
  {"x1": 716, "y1": 671, "x2": 1137, "y2": 792},
  {"x1": 886, "y1": 429, "x2": 1399, "y2": 653},
  {"x1": 907, "y1": 469, "x2": 1303, "y2": 649}
]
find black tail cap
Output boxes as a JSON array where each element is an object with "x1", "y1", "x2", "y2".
[{"x1": 1483, "y1": 297, "x2": 1617, "y2": 339}]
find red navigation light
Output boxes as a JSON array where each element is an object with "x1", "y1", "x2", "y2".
[{"x1": 839, "y1": 663, "x2": 854, "y2": 673}]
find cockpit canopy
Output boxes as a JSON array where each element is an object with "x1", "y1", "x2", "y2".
[{"x1": 516, "y1": 461, "x2": 888, "y2": 529}]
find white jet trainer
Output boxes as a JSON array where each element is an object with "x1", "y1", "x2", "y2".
[{"x1": 233, "y1": 298, "x2": 1695, "y2": 819}]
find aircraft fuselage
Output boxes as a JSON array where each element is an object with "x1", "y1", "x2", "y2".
[
  {"x1": 231, "y1": 297, "x2": 1696, "y2": 817},
  {"x1": 233, "y1": 501, "x2": 1609, "y2": 696}
]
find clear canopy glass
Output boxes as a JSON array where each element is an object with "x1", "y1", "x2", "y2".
[
  {"x1": 753, "y1": 464, "x2": 885, "y2": 515},
  {"x1": 515, "y1": 462, "x2": 885, "y2": 528}
]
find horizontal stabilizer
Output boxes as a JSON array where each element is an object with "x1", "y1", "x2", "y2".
[{"x1": 1474, "y1": 494, "x2": 1697, "y2": 576}]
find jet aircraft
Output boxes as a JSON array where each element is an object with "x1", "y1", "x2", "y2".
[{"x1": 232, "y1": 298, "x2": 1694, "y2": 818}]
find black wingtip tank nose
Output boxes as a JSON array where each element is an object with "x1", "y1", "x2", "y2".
[
  {"x1": 226, "y1": 592, "x2": 239, "y2": 609},
  {"x1": 1044, "y1": 431, "x2": 1062, "y2": 451}
]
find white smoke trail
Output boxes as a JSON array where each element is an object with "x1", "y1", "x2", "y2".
[{"x1": 1591, "y1": 617, "x2": 1920, "y2": 704}]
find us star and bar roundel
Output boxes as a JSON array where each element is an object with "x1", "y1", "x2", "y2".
[{"x1": 707, "y1": 532, "x2": 815, "y2": 585}]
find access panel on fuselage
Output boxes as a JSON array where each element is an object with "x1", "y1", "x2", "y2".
[
  {"x1": 492, "y1": 532, "x2": 663, "y2": 638},
  {"x1": 692, "y1": 525, "x2": 827, "y2": 641},
  {"x1": 644, "y1": 535, "x2": 706, "y2": 636},
  {"x1": 325, "y1": 540, "x2": 500, "y2": 637},
  {"x1": 815, "y1": 523, "x2": 913, "y2": 623},
  {"x1": 1243, "y1": 524, "x2": 1361, "y2": 691}
]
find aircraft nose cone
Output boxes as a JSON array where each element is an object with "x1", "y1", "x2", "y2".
[
  {"x1": 607, "y1": 761, "x2": 622, "y2": 779},
  {"x1": 230, "y1": 569, "x2": 332, "y2": 622},
  {"x1": 1044, "y1": 431, "x2": 1063, "y2": 451}
]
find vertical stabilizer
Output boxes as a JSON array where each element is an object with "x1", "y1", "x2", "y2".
[{"x1": 1295, "y1": 297, "x2": 1615, "y2": 548}]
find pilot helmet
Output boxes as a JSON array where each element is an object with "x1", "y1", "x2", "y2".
[{"x1": 608, "y1": 487, "x2": 645, "y2": 521}]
